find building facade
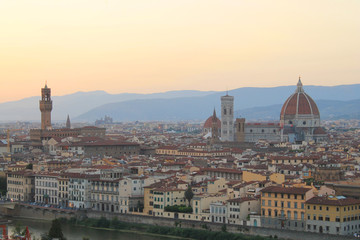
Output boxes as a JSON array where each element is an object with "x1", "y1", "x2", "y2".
[
  {"x1": 305, "y1": 196, "x2": 360, "y2": 236},
  {"x1": 260, "y1": 186, "x2": 314, "y2": 231},
  {"x1": 6, "y1": 170, "x2": 35, "y2": 202}
]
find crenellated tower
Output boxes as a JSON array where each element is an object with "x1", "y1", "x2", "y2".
[{"x1": 39, "y1": 83, "x2": 52, "y2": 130}]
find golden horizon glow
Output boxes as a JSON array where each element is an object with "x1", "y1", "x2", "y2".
[{"x1": 1, "y1": 0, "x2": 359, "y2": 103}]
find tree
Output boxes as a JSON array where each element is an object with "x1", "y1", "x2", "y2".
[
  {"x1": 13, "y1": 222, "x2": 23, "y2": 235},
  {"x1": 25, "y1": 163, "x2": 33, "y2": 170},
  {"x1": 184, "y1": 186, "x2": 194, "y2": 207},
  {"x1": 0, "y1": 177, "x2": 7, "y2": 197},
  {"x1": 48, "y1": 219, "x2": 66, "y2": 240}
]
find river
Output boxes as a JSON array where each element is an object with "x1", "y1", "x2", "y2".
[{"x1": 7, "y1": 218, "x2": 177, "y2": 240}]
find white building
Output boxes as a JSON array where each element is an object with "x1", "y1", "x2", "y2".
[
  {"x1": 34, "y1": 173, "x2": 59, "y2": 205},
  {"x1": 68, "y1": 173, "x2": 98, "y2": 209}
]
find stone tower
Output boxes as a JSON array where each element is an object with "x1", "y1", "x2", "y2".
[
  {"x1": 221, "y1": 93, "x2": 234, "y2": 141},
  {"x1": 66, "y1": 114, "x2": 71, "y2": 129},
  {"x1": 39, "y1": 83, "x2": 52, "y2": 130},
  {"x1": 235, "y1": 118, "x2": 245, "y2": 142}
]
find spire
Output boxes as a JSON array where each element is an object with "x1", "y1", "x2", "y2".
[
  {"x1": 296, "y1": 76, "x2": 304, "y2": 93},
  {"x1": 213, "y1": 108, "x2": 217, "y2": 118},
  {"x1": 45, "y1": 80, "x2": 48, "y2": 89},
  {"x1": 66, "y1": 114, "x2": 71, "y2": 128}
]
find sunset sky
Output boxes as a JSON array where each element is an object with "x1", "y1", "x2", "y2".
[{"x1": 1, "y1": 0, "x2": 359, "y2": 103}]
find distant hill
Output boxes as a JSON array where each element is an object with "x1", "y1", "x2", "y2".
[
  {"x1": 2, "y1": 84, "x2": 360, "y2": 122},
  {"x1": 76, "y1": 84, "x2": 360, "y2": 122},
  {"x1": 0, "y1": 90, "x2": 215, "y2": 122}
]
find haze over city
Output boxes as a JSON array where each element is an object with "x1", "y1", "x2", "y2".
[{"x1": 1, "y1": 0, "x2": 360, "y2": 103}]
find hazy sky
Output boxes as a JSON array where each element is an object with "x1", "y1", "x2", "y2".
[{"x1": 1, "y1": 0, "x2": 359, "y2": 103}]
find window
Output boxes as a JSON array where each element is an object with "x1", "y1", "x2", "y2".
[
  {"x1": 268, "y1": 200, "x2": 271, "y2": 207},
  {"x1": 288, "y1": 202, "x2": 291, "y2": 208},
  {"x1": 275, "y1": 201, "x2": 278, "y2": 207},
  {"x1": 294, "y1": 202, "x2": 298, "y2": 209}
]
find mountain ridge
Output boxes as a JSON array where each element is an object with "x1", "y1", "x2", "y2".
[{"x1": 2, "y1": 84, "x2": 360, "y2": 122}]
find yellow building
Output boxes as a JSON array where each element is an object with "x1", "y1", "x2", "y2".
[
  {"x1": 6, "y1": 170, "x2": 35, "y2": 201},
  {"x1": 152, "y1": 188, "x2": 186, "y2": 217},
  {"x1": 260, "y1": 186, "x2": 314, "y2": 231},
  {"x1": 305, "y1": 196, "x2": 360, "y2": 236},
  {"x1": 269, "y1": 156, "x2": 318, "y2": 165},
  {"x1": 242, "y1": 171, "x2": 285, "y2": 184}
]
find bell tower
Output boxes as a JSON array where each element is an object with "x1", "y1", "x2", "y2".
[{"x1": 39, "y1": 83, "x2": 52, "y2": 130}]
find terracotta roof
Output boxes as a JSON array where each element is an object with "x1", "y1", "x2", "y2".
[
  {"x1": 203, "y1": 116, "x2": 221, "y2": 129},
  {"x1": 228, "y1": 197, "x2": 258, "y2": 203},
  {"x1": 203, "y1": 168, "x2": 242, "y2": 174},
  {"x1": 306, "y1": 196, "x2": 360, "y2": 206},
  {"x1": 313, "y1": 127, "x2": 327, "y2": 135},
  {"x1": 280, "y1": 80, "x2": 319, "y2": 117},
  {"x1": 261, "y1": 186, "x2": 311, "y2": 195}
]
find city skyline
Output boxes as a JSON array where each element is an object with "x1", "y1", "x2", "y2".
[{"x1": 1, "y1": 0, "x2": 360, "y2": 103}]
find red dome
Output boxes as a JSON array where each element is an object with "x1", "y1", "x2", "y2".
[
  {"x1": 203, "y1": 116, "x2": 221, "y2": 129},
  {"x1": 280, "y1": 80, "x2": 319, "y2": 117}
]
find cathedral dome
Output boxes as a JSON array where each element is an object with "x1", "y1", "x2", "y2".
[
  {"x1": 203, "y1": 115, "x2": 221, "y2": 129},
  {"x1": 280, "y1": 79, "x2": 319, "y2": 118}
]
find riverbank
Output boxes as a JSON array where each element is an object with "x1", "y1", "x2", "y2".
[
  {"x1": 3, "y1": 204, "x2": 355, "y2": 240},
  {"x1": 8, "y1": 217, "x2": 181, "y2": 240},
  {"x1": 59, "y1": 217, "x2": 276, "y2": 240}
]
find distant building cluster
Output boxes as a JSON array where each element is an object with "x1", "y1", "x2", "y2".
[{"x1": 95, "y1": 115, "x2": 113, "y2": 125}]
